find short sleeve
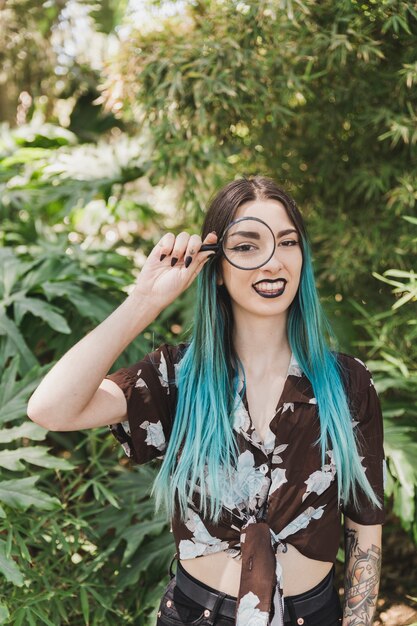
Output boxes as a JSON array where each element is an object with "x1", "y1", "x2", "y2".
[
  {"x1": 106, "y1": 343, "x2": 185, "y2": 465},
  {"x1": 341, "y1": 358, "x2": 386, "y2": 525}
]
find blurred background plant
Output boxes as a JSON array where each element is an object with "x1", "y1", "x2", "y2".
[{"x1": 0, "y1": 0, "x2": 416, "y2": 624}]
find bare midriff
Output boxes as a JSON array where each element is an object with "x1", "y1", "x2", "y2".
[{"x1": 180, "y1": 543, "x2": 333, "y2": 598}]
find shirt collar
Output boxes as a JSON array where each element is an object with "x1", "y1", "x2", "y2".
[{"x1": 281, "y1": 352, "x2": 316, "y2": 405}]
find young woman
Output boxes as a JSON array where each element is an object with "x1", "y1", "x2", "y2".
[{"x1": 28, "y1": 176, "x2": 385, "y2": 626}]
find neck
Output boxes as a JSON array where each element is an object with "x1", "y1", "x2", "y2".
[{"x1": 232, "y1": 311, "x2": 291, "y2": 378}]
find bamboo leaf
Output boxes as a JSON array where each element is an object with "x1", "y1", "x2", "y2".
[{"x1": 80, "y1": 587, "x2": 89, "y2": 625}]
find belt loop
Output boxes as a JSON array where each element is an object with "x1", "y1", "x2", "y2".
[
  {"x1": 286, "y1": 597, "x2": 297, "y2": 625},
  {"x1": 206, "y1": 591, "x2": 226, "y2": 625},
  {"x1": 168, "y1": 552, "x2": 178, "y2": 579}
]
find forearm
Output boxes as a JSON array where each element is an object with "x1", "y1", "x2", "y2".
[
  {"x1": 27, "y1": 291, "x2": 161, "y2": 424},
  {"x1": 342, "y1": 519, "x2": 382, "y2": 626}
]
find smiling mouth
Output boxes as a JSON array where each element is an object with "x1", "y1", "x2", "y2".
[{"x1": 252, "y1": 279, "x2": 287, "y2": 298}]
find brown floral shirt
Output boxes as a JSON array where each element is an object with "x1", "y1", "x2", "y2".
[{"x1": 106, "y1": 343, "x2": 385, "y2": 624}]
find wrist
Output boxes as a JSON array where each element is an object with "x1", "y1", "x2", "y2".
[{"x1": 124, "y1": 288, "x2": 164, "y2": 321}]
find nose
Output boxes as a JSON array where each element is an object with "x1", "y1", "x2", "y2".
[{"x1": 260, "y1": 245, "x2": 284, "y2": 272}]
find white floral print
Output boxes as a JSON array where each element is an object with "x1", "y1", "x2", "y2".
[
  {"x1": 139, "y1": 420, "x2": 166, "y2": 451},
  {"x1": 354, "y1": 357, "x2": 368, "y2": 370},
  {"x1": 157, "y1": 351, "x2": 170, "y2": 391},
  {"x1": 302, "y1": 450, "x2": 336, "y2": 502},
  {"x1": 236, "y1": 591, "x2": 269, "y2": 626},
  {"x1": 179, "y1": 510, "x2": 229, "y2": 559},
  {"x1": 121, "y1": 419, "x2": 131, "y2": 436},
  {"x1": 272, "y1": 443, "x2": 288, "y2": 465},
  {"x1": 270, "y1": 467, "x2": 287, "y2": 496},
  {"x1": 135, "y1": 370, "x2": 147, "y2": 388},
  {"x1": 218, "y1": 450, "x2": 270, "y2": 512},
  {"x1": 233, "y1": 397, "x2": 251, "y2": 433},
  {"x1": 287, "y1": 353, "x2": 302, "y2": 377},
  {"x1": 276, "y1": 505, "x2": 326, "y2": 540},
  {"x1": 108, "y1": 342, "x2": 385, "y2": 620}
]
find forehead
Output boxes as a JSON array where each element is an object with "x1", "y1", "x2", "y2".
[{"x1": 234, "y1": 199, "x2": 294, "y2": 229}]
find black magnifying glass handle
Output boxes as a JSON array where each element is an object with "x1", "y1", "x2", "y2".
[{"x1": 199, "y1": 243, "x2": 220, "y2": 252}]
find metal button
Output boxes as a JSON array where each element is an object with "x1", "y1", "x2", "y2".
[
  {"x1": 166, "y1": 600, "x2": 172, "y2": 608},
  {"x1": 259, "y1": 463, "x2": 268, "y2": 474},
  {"x1": 204, "y1": 609, "x2": 211, "y2": 617},
  {"x1": 297, "y1": 618, "x2": 304, "y2": 625}
]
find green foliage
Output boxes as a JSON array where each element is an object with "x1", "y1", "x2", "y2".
[
  {"x1": 107, "y1": 0, "x2": 417, "y2": 298},
  {"x1": 1, "y1": 0, "x2": 417, "y2": 621},
  {"x1": 0, "y1": 125, "x2": 179, "y2": 624},
  {"x1": 348, "y1": 216, "x2": 417, "y2": 541}
]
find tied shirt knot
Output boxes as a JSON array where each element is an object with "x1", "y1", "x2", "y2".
[{"x1": 236, "y1": 519, "x2": 286, "y2": 626}]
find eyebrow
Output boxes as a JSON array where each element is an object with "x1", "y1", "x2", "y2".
[{"x1": 229, "y1": 228, "x2": 298, "y2": 239}]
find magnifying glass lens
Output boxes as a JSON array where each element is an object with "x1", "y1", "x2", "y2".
[{"x1": 222, "y1": 218, "x2": 275, "y2": 270}]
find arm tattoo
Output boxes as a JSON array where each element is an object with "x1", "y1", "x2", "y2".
[{"x1": 343, "y1": 528, "x2": 381, "y2": 625}]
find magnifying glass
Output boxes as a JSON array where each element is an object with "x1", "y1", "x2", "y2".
[{"x1": 199, "y1": 217, "x2": 277, "y2": 270}]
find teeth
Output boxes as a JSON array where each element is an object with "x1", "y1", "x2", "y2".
[{"x1": 254, "y1": 280, "x2": 285, "y2": 292}]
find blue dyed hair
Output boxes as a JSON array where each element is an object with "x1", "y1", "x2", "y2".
[{"x1": 152, "y1": 175, "x2": 382, "y2": 523}]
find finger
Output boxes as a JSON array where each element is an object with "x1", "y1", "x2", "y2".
[
  {"x1": 194, "y1": 231, "x2": 218, "y2": 263},
  {"x1": 184, "y1": 234, "x2": 202, "y2": 269},
  {"x1": 150, "y1": 232, "x2": 175, "y2": 262},
  {"x1": 169, "y1": 231, "x2": 190, "y2": 266}
]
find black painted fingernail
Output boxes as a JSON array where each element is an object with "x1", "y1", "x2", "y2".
[
  {"x1": 185, "y1": 256, "x2": 192, "y2": 268},
  {"x1": 171, "y1": 257, "x2": 178, "y2": 266},
  {"x1": 160, "y1": 254, "x2": 166, "y2": 261}
]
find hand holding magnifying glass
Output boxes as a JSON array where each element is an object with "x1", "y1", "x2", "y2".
[
  {"x1": 132, "y1": 217, "x2": 281, "y2": 310},
  {"x1": 200, "y1": 217, "x2": 277, "y2": 270}
]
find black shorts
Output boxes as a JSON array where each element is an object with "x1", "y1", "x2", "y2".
[{"x1": 156, "y1": 560, "x2": 343, "y2": 626}]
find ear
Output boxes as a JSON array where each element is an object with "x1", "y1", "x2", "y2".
[{"x1": 216, "y1": 271, "x2": 224, "y2": 286}]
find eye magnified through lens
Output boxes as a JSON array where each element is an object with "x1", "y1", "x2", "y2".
[{"x1": 200, "y1": 217, "x2": 277, "y2": 270}]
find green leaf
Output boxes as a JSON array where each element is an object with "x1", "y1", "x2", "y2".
[
  {"x1": 0, "y1": 249, "x2": 27, "y2": 299},
  {"x1": 13, "y1": 296, "x2": 71, "y2": 333},
  {"x1": 0, "y1": 312, "x2": 37, "y2": 372},
  {"x1": 117, "y1": 530, "x2": 174, "y2": 589},
  {"x1": 0, "y1": 446, "x2": 75, "y2": 471},
  {"x1": 121, "y1": 518, "x2": 168, "y2": 565},
  {"x1": 0, "y1": 359, "x2": 47, "y2": 425},
  {"x1": 0, "y1": 421, "x2": 46, "y2": 443},
  {"x1": 93, "y1": 482, "x2": 120, "y2": 509},
  {"x1": 80, "y1": 587, "x2": 89, "y2": 625},
  {"x1": 0, "y1": 476, "x2": 61, "y2": 511},
  {"x1": 0, "y1": 539, "x2": 24, "y2": 587},
  {"x1": 0, "y1": 603, "x2": 10, "y2": 624}
]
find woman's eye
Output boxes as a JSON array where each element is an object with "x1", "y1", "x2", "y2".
[
  {"x1": 280, "y1": 239, "x2": 298, "y2": 247},
  {"x1": 232, "y1": 244, "x2": 257, "y2": 252}
]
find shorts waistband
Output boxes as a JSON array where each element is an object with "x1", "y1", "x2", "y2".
[{"x1": 174, "y1": 558, "x2": 336, "y2": 623}]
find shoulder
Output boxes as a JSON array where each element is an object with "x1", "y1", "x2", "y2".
[
  {"x1": 333, "y1": 351, "x2": 375, "y2": 396},
  {"x1": 156, "y1": 342, "x2": 190, "y2": 364},
  {"x1": 141, "y1": 343, "x2": 190, "y2": 385}
]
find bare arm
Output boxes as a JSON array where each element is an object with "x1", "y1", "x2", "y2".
[
  {"x1": 27, "y1": 231, "x2": 217, "y2": 431},
  {"x1": 342, "y1": 518, "x2": 382, "y2": 626},
  {"x1": 27, "y1": 292, "x2": 161, "y2": 430}
]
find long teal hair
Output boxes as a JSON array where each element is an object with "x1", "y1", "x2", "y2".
[{"x1": 151, "y1": 176, "x2": 382, "y2": 523}]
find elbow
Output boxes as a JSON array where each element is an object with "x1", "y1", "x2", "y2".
[
  {"x1": 27, "y1": 396, "x2": 79, "y2": 431},
  {"x1": 27, "y1": 395, "x2": 57, "y2": 430}
]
